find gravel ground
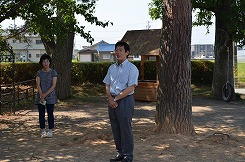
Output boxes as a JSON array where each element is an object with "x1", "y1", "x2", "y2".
[{"x1": 1, "y1": 96, "x2": 245, "y2": 162}]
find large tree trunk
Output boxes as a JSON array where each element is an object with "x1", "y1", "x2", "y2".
[
  {"x1": 41, "y1": 6, "x2": 75, "y2": 100},
  {"x1": 41, "y1": 22, "x2": 74, "y2": 100},
  {"x1": 156, "y1": 0, "x2": 195, "y2": 135},
  {"x1": 42, "y1": 32, "x2": 74, "y2": 100},
  {"x1": 211, "y1": 3, "x2": 234, "y2": 100},
  {"x1": 52, "y1": 30, "x2": 74, "y2": 100}
]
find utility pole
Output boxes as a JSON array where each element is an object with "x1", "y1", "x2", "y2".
[
  {"x1": 233, "y1": 41, "x2": 238, "y2": 88},
  {"x1": 146, "y1": 21, "x2": 151, "y2": 30}
]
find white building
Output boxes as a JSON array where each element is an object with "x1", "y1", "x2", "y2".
[
  {"x1": 7, "y1": 35, "x2": 46, "y2": 62},
  {"x1": 191, "y1": 44, "x2": 214, "y2": 59}
]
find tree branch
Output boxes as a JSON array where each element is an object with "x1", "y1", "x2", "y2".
[
  {"x1": 0, "y1": 0, "x2": 28, "y2": 23},
  {"x1": 192, "y1": 0, "x2": 216, "y2": 12}
]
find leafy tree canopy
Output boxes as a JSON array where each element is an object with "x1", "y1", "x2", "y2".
[
  {"x1": 1, "y1": 0, "x2": 112, "y2": 45},
  {"x1": 148, "y1": 0, "x2": 245, "y2": 46},
  {"x1": 0, "y1": 0, "x2": 28, "y2": 23}
]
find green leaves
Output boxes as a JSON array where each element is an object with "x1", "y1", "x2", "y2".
[
  {"x1": 148, "y1": 0, "x2": 162, "y2": 20},
  {"x1": 192, "y1": 9, "x2": 214, "y2": 33},
  {"x1": 1, "y1": 0, "x2": 112, "y2": 45},
  {"x1": 148, "y1": 0, "x2": 245, "y2": 46}
]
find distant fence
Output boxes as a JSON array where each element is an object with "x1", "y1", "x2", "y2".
[{"x1": 0, "y1": 79, "x2": 36, "y2": 114}]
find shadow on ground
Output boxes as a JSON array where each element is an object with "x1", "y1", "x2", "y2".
[{"x1": 0, "y1": 96, "x2": 245, "y2": 162}]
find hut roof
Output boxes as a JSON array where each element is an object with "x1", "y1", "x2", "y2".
[
  {"x1": 78, "y1": 48, "x2": 97, "y2": 54},
  {"x1": 78, "y1": 40, "x2": 109, "y2": 54},
  {"x1": 121, "y1": 29, "x2": 161, "y2": 56}
]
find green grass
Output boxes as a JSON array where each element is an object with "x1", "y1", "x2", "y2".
[
  {"x1": 70, "y1": 83, "x2": 243, "y2": 101},
  {"x1": 69, "y1": 83, "x2": 106, "y2": 103},
  {"x1": 70, "y1": 83, "x2": 212, "y2": 98},
  {"x1": 238, "y1": 63, "x2": 245, "y2": 83},
  {"x1": 71, "y1": 83, "x2": 105, "y2": 97},
  {"x1": 191, "y1": 84, "x2": 212, "y2": 97}
]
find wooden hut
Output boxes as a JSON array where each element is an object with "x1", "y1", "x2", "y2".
[{"x1": 121, "y1": 29, "x2": 161, "y2": 101}]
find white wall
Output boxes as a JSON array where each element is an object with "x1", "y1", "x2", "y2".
[
  {"x1": 7, "y1": 35, "x2": 46, "y2": 62},
  {"x1": 79, "y1": 54, "x2": 92, "y2": 62}
]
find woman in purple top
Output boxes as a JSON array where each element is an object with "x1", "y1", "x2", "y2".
[{"x1": 35, "y1": 54, "x2": 58, "y2": 138}]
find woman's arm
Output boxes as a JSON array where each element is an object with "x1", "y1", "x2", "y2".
[
  {"x1": 36, "y1": 76, "x2": 44, "y2": 101},
  {"x1": 42, "y1": 77, "x2": 57, "y2": 99}
]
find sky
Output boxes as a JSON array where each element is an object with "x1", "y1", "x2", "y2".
[{"x1": 1, "y1": 0, "x2": 215, "y2": 49}]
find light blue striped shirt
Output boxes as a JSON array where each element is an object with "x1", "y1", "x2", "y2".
[{"x1": 103, "y1": 59, "x2": 139, "y2": 95}]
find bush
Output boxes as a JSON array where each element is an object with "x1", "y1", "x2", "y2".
[
  {"x1": 1, "y1": 63, "x2": 40, "y2": 84},
  {"x1": 71, "y1": 62, "x2": 112, "y2": 84},
  {"x1": 1, "y1": 60, "x2": 214, "y2": 85},
  {"x1": 191, "y1": 60, "x2": 214, "y2": 85}
]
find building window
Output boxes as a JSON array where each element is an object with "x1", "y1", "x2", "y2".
[
  {"x1": 12, "y1": 39, "x2": 22, "y2": 43},
  {"x1": 29, "y1": 54, "x2": 32, "y2": 58},
  {"x1": 200, "y1": 45, "x2": 205, "y2": 50},
  {"x1": 36, "y1": 40, "x2": 42, "y2": 44},
  {"x1": 103, "y1": 53, "x2": 110, "y2": 59},
  {"x1": 36, "y1": 54, "x2": 40, "y2": 58}
]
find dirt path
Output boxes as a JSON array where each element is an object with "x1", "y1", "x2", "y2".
[{"x1": 1, "y1": 97, "x2": 245, "y2": 162}]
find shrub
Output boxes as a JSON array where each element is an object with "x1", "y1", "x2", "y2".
[
  {"x1": 191, "y1": 60, "x2": 214, "y2": 85},
  {"x1": 1, "y1": 63, "x2": 40, "y2": 84},
  {"x1": 1, "y1": 60, "x2": 214, "y2": 85}
]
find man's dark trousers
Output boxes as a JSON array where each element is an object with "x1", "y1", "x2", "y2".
[{"x1": 108, "y1": 95, "x2": 134, "y2": 161}]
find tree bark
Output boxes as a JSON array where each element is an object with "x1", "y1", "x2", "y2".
[
  {"x1": 41, "y1": 24, "x2": 74, "y2": 100},
  {"x1": 156, "y1": 0, "x2": 195, "y2": 135},
  {"x1": 52, "y1": 30, "x2": 74, "y2": 100},
  {"x1": 211, "y1": 2, "x2": 234, "y2": 100}
]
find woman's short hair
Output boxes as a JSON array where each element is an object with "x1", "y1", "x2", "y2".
[{"x1": 39, "y1": 54, "x2": 52, "y2": 67}]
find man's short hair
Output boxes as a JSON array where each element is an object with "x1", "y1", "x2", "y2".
[{"x1": 115, "y1": 41, "x2": 130, "y2": 52}]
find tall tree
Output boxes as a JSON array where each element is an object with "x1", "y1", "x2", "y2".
[
  {"x1": 156, "y1": 0, "x2": 195, "y2": 135},
  {"x1": 1, "y1": 0, "x2": 111, "y2": 99},
  {"x1": 192, "y1": 1, "x2": 245, "y2": 99},
  {"x1": 149, "y1": 0, "x2": 245, "y2": 100}
]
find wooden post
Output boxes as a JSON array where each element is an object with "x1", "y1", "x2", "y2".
[
  {"x1": 233, "y1": 42, "x2": 238, "y2": 88},
  {"x1": 17, "y1": 85, "x2": 20, "y2": 105},
  {"x1": 140, "y1": 56, "x2": 148, "y2": 80},
  {"x1": 26, "y1": 89, "x2": 29, "y2": 101},
  {"x1": 156, "y1": 56, "x2": 159, "y2": 83}
]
